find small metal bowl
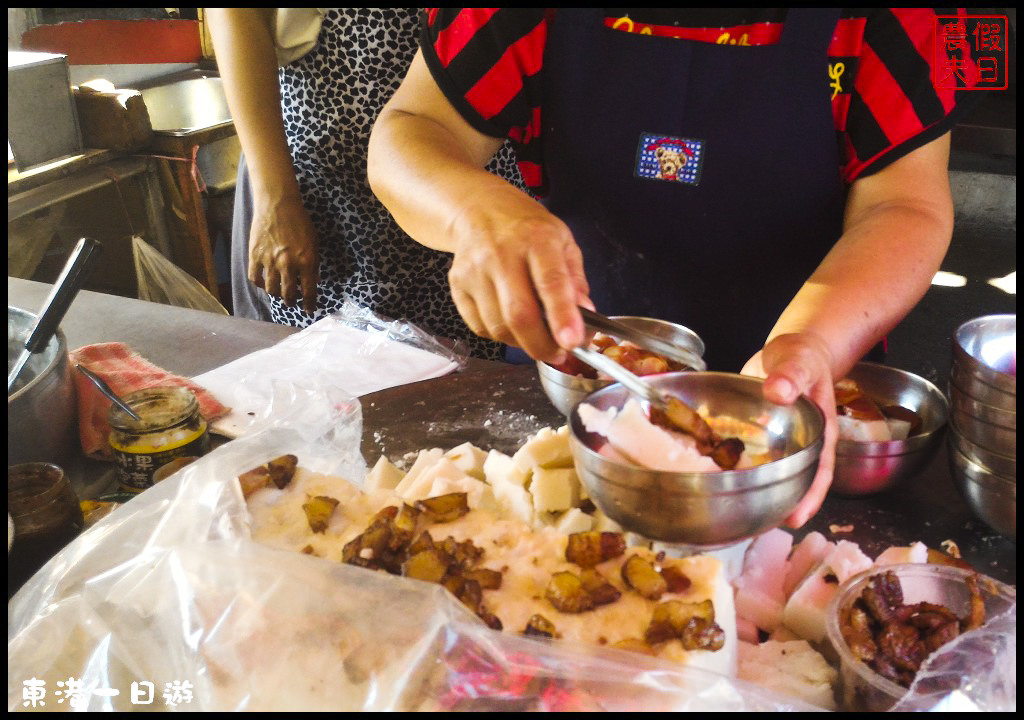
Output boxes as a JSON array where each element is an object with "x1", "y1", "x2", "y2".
[
  {"x1": 825, "y1": 563, "x2": 1016, "y2": 712},
  {"x1": 537, "y1": 316, "x2": 704, "y2": 416},
  {"x1": 948, "y1": 424, "x2": 1016, "y2": 478},
  {"x1": 832, "y1": 363, "x2": 949, "y2": 496},
  {"x1": 568, "y1": 372, "x2": 824, "y2": 547},
  {"x1": 953, "y1": 315, "x2": 1016, "y2": 395},
  {"x1": 948, "y1": 443, "x2": 1016, "y2": 541},
  {"x1": 950, "y1": 359, "x2": 1016, "y2": 413}
]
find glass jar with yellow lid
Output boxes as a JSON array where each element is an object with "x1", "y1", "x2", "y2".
[{"x1": 108, "y1": 386, "x2": 210, "y2": 493}]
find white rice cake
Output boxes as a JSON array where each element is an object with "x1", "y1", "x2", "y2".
[
  {"x1": 737, "y1": 639, "x2": 837, "y2": 710},
  {"x1": 513, "y1": 425, "x2": 573, "y2": 471},
  {"x1": 782, "y1": 540, "x2": 872, "y2": 643},
  {"x1": 247, "y1": 467, "x2": 736, "y2": 679},
  {"x1": 444, "y1": 441, "x2": 488, "y2": 480}
]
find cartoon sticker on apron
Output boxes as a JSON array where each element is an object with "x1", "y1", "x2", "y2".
[{"x1": 635, "y1": 133, "x2": 704, "y2": 185}]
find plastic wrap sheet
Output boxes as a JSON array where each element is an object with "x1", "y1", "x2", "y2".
[
  {"x1": 195, "y1": 301, "x2": 466, "y2": 439},
  {"x1": 892, "y1": 604, "x2": 1016, "y2": 712},
  {"x1": 8, "y1": 364, "x2": 820, "y2": 713}
]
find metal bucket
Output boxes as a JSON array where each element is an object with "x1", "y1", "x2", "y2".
[{"x1": 8, "y1": 306, "x2": 78, "y2": 467}]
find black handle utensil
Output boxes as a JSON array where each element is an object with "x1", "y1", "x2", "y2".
[{"x1": 8, "y1": 237, "x2": 102, "y2": 394}]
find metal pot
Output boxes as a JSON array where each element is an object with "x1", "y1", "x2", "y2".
[{"x1": 8, "y1": 306, "x2": 78, "y2": 467}]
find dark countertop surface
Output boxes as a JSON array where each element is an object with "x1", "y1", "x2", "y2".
[
  {"x1": 10, "y1": 276, "x2": 1016, "y2": 586},
  {"x1": 361, "y1": 362, "x2": 1016, "y2": 587}
]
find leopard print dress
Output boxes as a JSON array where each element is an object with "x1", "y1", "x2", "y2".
[{"x1": 267, "y1": 8, "x2": 523, "y2": 360}]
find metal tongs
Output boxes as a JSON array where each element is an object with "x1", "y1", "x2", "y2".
[
  {"x1": 568, "y1": 308, "x2": 743, "y2": 469},
  {"x1": 576, "y1": 307, "x2": 706, "y2": 372}
]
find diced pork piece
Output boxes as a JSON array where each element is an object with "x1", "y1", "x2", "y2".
[
  {"x1": 577, "y1": 403, "x2": 617, "y2": 436},
  {"x1": 597, "y1": 443, "x2": 635, "y2": 465},
  {"x1": 837, "y1": 415, "x2": 892, "y2": 442},
  {"x1": 884, "y1": 418, "x2": 912, "y2": 441},
  {"x1": 829, "y1": 540, "x2": 875, "y2": 584}
]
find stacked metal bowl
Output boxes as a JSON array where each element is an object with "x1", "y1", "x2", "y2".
[{"x1": 947, "y1": 315, "x2": 1015, "y2": 541}]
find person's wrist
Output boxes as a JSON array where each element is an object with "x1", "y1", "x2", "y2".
[
  {"x1": 768, "y1": 330, "x2": 835, "y2": 375},
  {"x1": 448, "y1": 190, "x2": 499, "y2": 253},
  {"x1": 252, "y1": 184, "x2": 305, "y2": 216}
]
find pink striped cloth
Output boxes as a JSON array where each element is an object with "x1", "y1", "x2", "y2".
[{"x1": 69, "y1": 342, "x2": 230, "y2": 460}]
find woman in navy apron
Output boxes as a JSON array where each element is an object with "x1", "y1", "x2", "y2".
[
  {"x1": 542, "y1": 9, "x2": 844, "y2": 372},
  {"x1": 368, "y1": 9, "x2": 956, "y2": 526}
]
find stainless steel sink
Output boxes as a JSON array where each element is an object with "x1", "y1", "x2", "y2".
[
  {"x1": 135, "y1": 68, "x2": 232, "y2": 136},
  {"x1": 133, "y1": 68, "x2": 239, "y2": 193}
]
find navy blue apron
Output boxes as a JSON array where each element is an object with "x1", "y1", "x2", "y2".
[{"x1": 539, "y1": 8, "x2": 846, "y2": 371}]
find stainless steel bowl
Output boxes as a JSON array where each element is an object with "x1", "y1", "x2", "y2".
[
  {"x1": 953, "y1": 315, "x2": 1016, "y2": 394},
  {"x1": 949, "y1": 407, "x2": 1015, "y2": 458},
  {"x1": 948, "y1": 424, "x2": 1015, "y2": 479},
  {"x1": 948, "y1": 444, "x2": 1016, "y2": 541},
  {"x1": 950, "y1": 359, "x2": 1016, "y2": 412},
  {"x1": 949, "y1": 382, "x2": 1016, "y2": 430},
  {"x1": 568, "y1": 372, "x2": 824, "y2": 546},
  {"x1": 825, "y1": 563, "x2": 1016, "y2": 711},
  {"x1": 8, "y1": 306, "x2": 78, "y2": 467},
  {"x1": 832, "y1": 363, "x2": 949, "y2": 496},
  {"x1": 537, "y1": 316, "x2": 704, "y2": 416}
]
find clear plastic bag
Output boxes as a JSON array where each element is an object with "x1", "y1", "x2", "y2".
[
  {"x1": 891, "y1": 604, "x2": 1016, "y2": 712},
  {"x1": 7, "y1": 355, "x2": 813, "y2": 713},
  {"x1": 5, "y1": 426, "x2": 815, "y2": 711},
  {"x1": 7, "y1": 343, "x2": 1015, "y2": 712},
  {"x1": 132, "y1": 234, "x2": 229, "y2": 315}
]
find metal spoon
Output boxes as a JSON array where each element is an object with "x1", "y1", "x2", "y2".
[
  {"x1": 75, "y1": 364, "x2": 142, "y2": 421},
  {"x1": 570, "y1": 346, "x2": 741, "y2": 469},
  {"x1": 8, "y1": 237, "x2": 102, "y2": 394}
]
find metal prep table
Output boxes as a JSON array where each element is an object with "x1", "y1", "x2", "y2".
[{"x1": 8, "y1": 277, "x2": 1016, "y2": 586}]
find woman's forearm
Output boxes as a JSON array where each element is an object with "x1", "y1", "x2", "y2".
[
  {"x1": 767, "y1": 134, "x2": 954, "y2": 378},
  {"x1": 206, "y1": 9, "x2": 301, "y2": 201},
  {"x1": 368, "y1": 50, "x2": 510, "y2": 254}
]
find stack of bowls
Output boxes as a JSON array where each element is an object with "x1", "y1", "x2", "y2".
[{"x1": 947, "y1": 315, "x2": 1015, "y2": 541}]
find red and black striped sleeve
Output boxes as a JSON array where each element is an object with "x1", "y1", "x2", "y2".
[
  {"x1": 842, "y1": 7, "x2": 985, "y2": 181},
  {"x1": 421, "y1": 8, "x2": 550, "y2": 191}
]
